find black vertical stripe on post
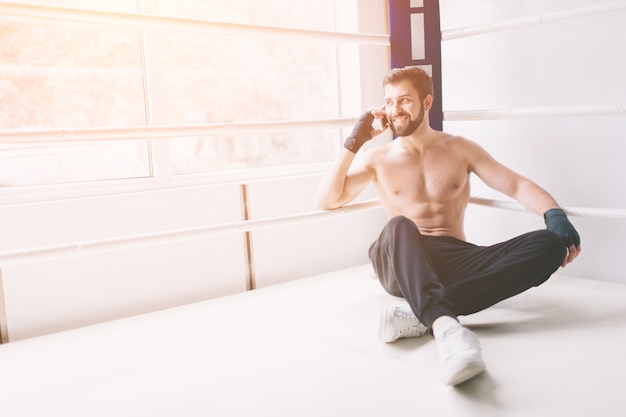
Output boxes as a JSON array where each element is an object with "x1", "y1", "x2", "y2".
[{"x1": 388, "y1": 0, "x2": 442, "y2": 131}]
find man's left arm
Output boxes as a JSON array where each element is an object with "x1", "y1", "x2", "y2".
[{"x1": 467, "y1": 139, "x2": 581, "y2": 266}]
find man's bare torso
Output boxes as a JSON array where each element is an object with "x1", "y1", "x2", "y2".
[{"x1": 366, "y1": 131, "x2": 471, "y2": 240}]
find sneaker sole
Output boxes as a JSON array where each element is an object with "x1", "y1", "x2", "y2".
[
  {"x1": 444, "y1": 360, "x2": 486, "y2": 386},
  {"x1": 378, "y1": 307, "x2": 396, "y2": 343}
]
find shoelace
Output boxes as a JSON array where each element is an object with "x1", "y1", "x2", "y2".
[
  {"x1": 438, "y1": 327, "x2": 479, "y2": 358},
  {"x1": 394, "y1": 309, "x2": 423, "y2": 336}
]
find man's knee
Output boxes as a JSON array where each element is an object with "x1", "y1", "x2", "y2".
[
  {"x1": 533, "y1": 229, "x2": 568, "y2": 262},
  {"x1": 525, "y1": 230, "x2": 567, "y2": 284},
  {"x1": 381, "y1": 280, "x2": 404, "y2": 298}
]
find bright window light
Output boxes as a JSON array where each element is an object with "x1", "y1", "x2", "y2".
[{"x1": 0, "y1": 0, "x2": 375, "y2": 188}]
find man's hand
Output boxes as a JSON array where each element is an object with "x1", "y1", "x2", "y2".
[
  {"x1": 344, "y1": 109, "x2": 388, "y2": 153},
  {"x1": 544, "y1": 208, "x2": 581, "y2": 266}
]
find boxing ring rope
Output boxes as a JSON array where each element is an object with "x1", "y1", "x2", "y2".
[
  {"x1": 0, "y1": 199, "x2": 381, "y2": 267},
  {"x1": 2, "y1": 102, "x2": 623, "y2": 144},
  {"x1": 0, "y1": 1, "x2": 389, "y2": 45},
  {"x1": 0, "y1": 197, "x2": 623, "y2": 268},
  {"x1": 0, "y1": 118, "x2": 357, "y2": 144},
  {"x1": 441, "y1": 0, "x2": 626, "y2": 40},
  {"x1": 444, "y1": 104, "x2": 626, "y2": 121},
  {"x1": 469, "y1": 197, "x2": 626, "y2": 220}
]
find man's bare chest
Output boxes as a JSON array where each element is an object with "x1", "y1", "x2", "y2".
[{"x1": 375, "y1": 156, "x2": 469, "y2": 200}]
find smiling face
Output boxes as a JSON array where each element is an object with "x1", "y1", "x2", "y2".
[{"x1": 383, "y1": 79, "x2": 428, "y2": 137}]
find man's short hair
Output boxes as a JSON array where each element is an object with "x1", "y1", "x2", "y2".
[{"x1": 383, "y1": 66, "x2": 434, "y2": 101}]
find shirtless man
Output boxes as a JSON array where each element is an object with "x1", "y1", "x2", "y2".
[{"x1": 315, "y1": 66, "x2": 581, "y2": 386}]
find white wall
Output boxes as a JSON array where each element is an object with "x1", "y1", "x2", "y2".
[
  {"x1": 440, "y1": 0, "x2": 626, "y2": 283},
  {"x1": 0, "y1": 185, "x2": 248, "y2": 340},
  {"x1": 249, "y1": 176, "x2": 386, "y2": 288},
  {"x1": 0, "y1": 179, "x2": 387, "y2": 341}
]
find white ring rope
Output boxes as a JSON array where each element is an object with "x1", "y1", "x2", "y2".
[
  {"x1": 444, "y1": 104, "x2": 626, "y2": 121},
  {"x1": 2, "y1": 103, "x2": 622, "y2": 144},
  {"x1": 0, "y1": 198, "x2": 623, "y2": 266},
  {"x1": 0, "y1": 118, "x2": 356, "y2": 144},
  {"x1": 442, "y1": 1, "x2": 626, "y2": 40},
  {"x1": 0, "y1": 1, "x2": 389, "y2": 45},
  {"x1": 469, "y1": 197, "x2": 626, "y2": 220},
  {"x1": 0, "y1": 199, "x2": 381, "y2": 266}
]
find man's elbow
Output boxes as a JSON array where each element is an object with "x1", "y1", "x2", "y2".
[
  {"x1": 314, "y1": 194, "x2": 341, "y2": 211},
  {"x1": 315, "y1": 199, "x2": 337, "y2": 211}
]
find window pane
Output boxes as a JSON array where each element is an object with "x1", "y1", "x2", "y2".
[
  {"x1": 0, "y1": 5, "x2": 151, "y2": 186},
  {"x1": 140, "y1": 0, "x2": 342, "y2": 175},
  {"x1": 0, "y1": 0, "x2": 352, "y2": 185},
  {"x1": 150, "y1": 31, "x2": 339, "y2": 124},
  {"x1": 170, "y1": 129, "x2": 339, "y2": 175},
  {"x1": 0, "y1": 141, "x2": 149, "y2": 187},
  {"x1": 0, "y1": 16, "x2": 146, "y2": 128}
]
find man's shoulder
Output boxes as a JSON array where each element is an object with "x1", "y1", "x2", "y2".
[
  {"x1": 436, "y1": 133, "x2": 481, "y2": 153},
  {"x1": 362, "y1": 140, "x2": 394, "y2": 158},
  {"x1": 436, "y1": 131, "x2": 469, "y2": 144}
]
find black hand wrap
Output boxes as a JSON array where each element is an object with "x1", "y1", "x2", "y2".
[
  {"x1": 344, "y1": 111, "x2": 375, "y2": 153},
  {"x1": 544, "y1": 208, "x2": 581, "y2": 248}
]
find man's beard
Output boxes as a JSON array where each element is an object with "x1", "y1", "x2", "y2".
[{"x1": 389, "y1": 106, "x2": 425, "y2": 137}]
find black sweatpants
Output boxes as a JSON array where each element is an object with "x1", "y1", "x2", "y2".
[{"x1": 368, "y1": 215, "x2": 567, "y2": 329}]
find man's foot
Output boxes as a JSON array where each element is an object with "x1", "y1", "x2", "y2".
[
  {"x1": 435, "y1": 325, "x2": 486, "y2": 386},
  {"x1": 378, "y1": 304, "x2": 428, "y2": 343}
]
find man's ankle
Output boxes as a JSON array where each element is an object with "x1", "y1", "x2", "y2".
[{"x1": 432, "y1": 315, "x2": 460, "y2": 339}]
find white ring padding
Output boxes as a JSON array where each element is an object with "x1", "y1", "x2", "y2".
[
  {"x1": 441, "y1": 1, "x2": 626, "y2": 40},
  {"x1": 0, "y1": 118, "x2": 357, "y2": 144},
  {"x1": 444, "y1": 105, "x2": 626, "y2": 121},
  {"x1": 0, "y1": 2, "x2": 389, "y2": 45}
]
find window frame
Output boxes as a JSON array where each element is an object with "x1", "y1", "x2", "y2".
[{"x1": 0, "y1": 0, "x2": 390, "y2": 205}]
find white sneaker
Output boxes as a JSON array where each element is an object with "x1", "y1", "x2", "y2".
[
  {"x1": 378, "y1": 304, "x2": 428, "y2": 343},
  {"x1": 435, "y1": 325, "x2": 486, "y2": 386}
]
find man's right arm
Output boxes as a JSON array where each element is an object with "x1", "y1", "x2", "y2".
[
  {"x1": 314, "y1": 148, "x2": 374, "y2": 210},
  {"x1": 314, "y1": 110, "x2": 385, "y2": 210}
]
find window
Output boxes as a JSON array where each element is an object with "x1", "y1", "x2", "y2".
[
  {"x1": 0, "y1": 0, "x2": 149, "y2": 186},
  {"x1": 142, "y1": 1, "x2": 341, "y2": 175},
  {"x1": 0, "y1": 0, "x2": 388, "y2": 189}
]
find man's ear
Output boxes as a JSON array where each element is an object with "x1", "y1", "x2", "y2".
[{"x1": 424, "y1": 95, "x2": 434, "y2": 111}]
